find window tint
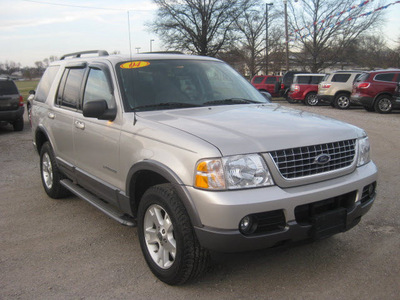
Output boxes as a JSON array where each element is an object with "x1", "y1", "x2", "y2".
[
  {"x1": 253, "y1": 77, "x2": 264, "y2": 84},
  {"x1": 265, "y1": 77, "x2": 277, "y2": 84},
  {"x1": 375, "y1": 73, "x2": 395, "y2": 82},
  {"x1": 311, "y1": 76, "x2": 324, "y2": 84},
  {"x1": 355, "y1": 72, "x2": 369, "y2": 82},
  {"x1": 57, "y1": 68, "x2": 85, "y2": 109},
  {"x1": 332, "y1": 74, "x2": 351, "y2": 83},
  {"x1": 83, "y1": 68, "x2": 114, "y2": 109},
  {"x1": 35, "y1": 66, "x2": 60, "y2": 103},
  {"x1": 296, "y1": 76, "x2": 311, "y2": 84},
  {"x1": 0, "y1": 80, "x2": 18, "y2": 95}
]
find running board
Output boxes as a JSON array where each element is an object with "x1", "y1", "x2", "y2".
[{"x1": 60, "y1": 179, "x2": 136, "y2": 227}]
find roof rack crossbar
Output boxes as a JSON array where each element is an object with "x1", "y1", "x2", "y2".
[{"x1": 61, "y1": 50, "x2": 109, "y2": 60}]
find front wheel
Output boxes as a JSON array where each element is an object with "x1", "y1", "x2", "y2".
[
  {"x1": 138, "y1": 184, "x2": 209, "y2": 285},
  {"x1": 40, "y1": 142, "x2": 70, "y2": 198},
  {"x1": 305, "y1": 92, "x2": 318, "y2": 106},
  {"x1": 374, "y1": 95, "x2": 393, "y2": 114}
]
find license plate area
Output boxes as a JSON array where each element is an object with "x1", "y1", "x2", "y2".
[{"x1": 311, "y1": 208, "x2": 347, "y2": 239}]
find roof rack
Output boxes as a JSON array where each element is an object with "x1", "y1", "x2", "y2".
[
  {"x1": 60, "y1": 50, "x2": 109, "y2": 60},
  {"x1": 140, "y1": 51, "x2": 184, "y2": 55}
]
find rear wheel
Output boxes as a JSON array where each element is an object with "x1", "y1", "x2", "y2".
[
  {"x1": 138, "y1": 184, "x2": 209, "y2": 285},
  {"x1": 40, "y1": 142, "x2": 70, "y2": 198},
  {"x1": 374, "y1": 95, "x2": 393, "y2": 114},
  {"x1": 305, "y1": 92, "x2": 318, "y2": 106},
  {"x1": 334, "y1": 93, "x2": 351, "y2": 109}
]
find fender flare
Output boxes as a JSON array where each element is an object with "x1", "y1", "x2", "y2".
[{"x1": 126, "y1": 160, "x2": 203, "y2": 227}]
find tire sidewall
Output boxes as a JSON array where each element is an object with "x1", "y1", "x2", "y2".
[
  {"x1": 374, "y1": 96, "x2": 392, "y2": 114},
  {"x1": 137, "y1": 185, "x2": 192, "y2": 285},
  {"x1": 335, "y1": 93, "x2": 350, "y2": 109},
  {"x1": 306, "y1": 93, "x2": 318, "y2": 106}
]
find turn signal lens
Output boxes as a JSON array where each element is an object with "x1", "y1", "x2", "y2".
[{"x1": 195, "y1": 159, "x2": 225, "y2": 190}]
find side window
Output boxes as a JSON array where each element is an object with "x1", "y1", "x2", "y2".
[
  {"x1": 311, "y1": 76, "x2": 324, "y2": 84},
  {"x1": 35, "y1": 66, "x2": 60, "y2": 103},
  {"x1": 83, "y1": 68, "x2": 114, "y2": 109},
  {"x1": 265, "y1": 77, "x2": 276, "y2": 84},
  {"x1": 297, "y1": 76, "x2": 311, "y2": 84},
  {"x1": 57, "y1": 68, "x2": 85, "y2": 109},
  {"x1": 332, "y1": 74, "x2": 351, "y2": 83},
  {"x1": 375, "y1": 73, "x2": 394, "y2": 82}
]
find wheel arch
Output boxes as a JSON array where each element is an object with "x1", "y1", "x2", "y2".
[
  {"x1": 126, "y1": 160, "x2": 202, "y2": 227},
  {"x1": 373, "y1": 92, "x2": 393, "y2": 104},
  {"x1": 34, "y1": 125, "x2": 51, "y2": 154},
  {"x1": 334, "y1": 90, "x2": 351, "y2": 98}
]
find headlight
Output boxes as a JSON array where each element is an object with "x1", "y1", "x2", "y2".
[
  {"x1": 357, "y1": 136, "x2": 371, "y2": 167},
  {"x1": 195, "y1": 154, "x2": 274, "y2": 190}
]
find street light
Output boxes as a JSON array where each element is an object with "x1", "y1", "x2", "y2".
[
  {"x1": 265, "y1": 2, "x2": 273, "y2": 75},
  {"x1": 150, "y1": 39, "x2": 154, "y2": 52},
  {"x1": 283, "y1": 0, "x2": 289, "y2": 72}
]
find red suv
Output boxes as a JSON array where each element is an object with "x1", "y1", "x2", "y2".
[
  {"x1": 288, "y1": 74, "x2": 325, "y2": 105},
  {"x1": 251, "y1": 75, "x2": 281, "y2": 97},
  {"x1": 351, "y1": 69, "x2": 400, "y2": 114}
]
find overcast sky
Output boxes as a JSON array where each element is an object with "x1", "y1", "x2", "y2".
[{"x1": 1, "y1": 0, "x2": 399, "y2": 67}]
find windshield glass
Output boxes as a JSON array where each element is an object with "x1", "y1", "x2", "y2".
[{"x1": 117, "y1": 59, "x2": 267, "y2": 111}]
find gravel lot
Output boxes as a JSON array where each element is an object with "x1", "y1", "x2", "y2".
[{"x1": 1, "y1": 103, "x2": 399, "y2": 299}]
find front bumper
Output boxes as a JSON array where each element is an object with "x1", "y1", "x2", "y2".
[{"x1": 191, "y1": 162, "x2": 378, "y2": 252}]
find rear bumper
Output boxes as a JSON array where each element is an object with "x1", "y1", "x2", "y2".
[
  {"x1": 0, "y1": 106, "x2": 24, "y2": 122},
  {"x1": 350, "y1": 94, "x2": 373, "y2": 107},
  {"x1": 318, "y1": 94, "x2": 334, "y2": 104}
]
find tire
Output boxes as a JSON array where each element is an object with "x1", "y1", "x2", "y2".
[
  {"x1": 27, "y1": 103, "x2": 32, "y2": 127},
  {"x1": 374, "y1": 95, "x2": 393, "y2": 114},
  {"x1": 286, "y1": 97, "x2": 296, "y2": 104},
  {"x1": 305, "y1": 92, "x2": 318, "y2": 106},
  {"x1": 13, "y1": 117, "x2": 24, "y2": 131},
  {"x1": 40, "y1": 142, "x2": 70, "y2": 199},
  {"x1": 138, "y1": 184, "x2": 209, "y2": 285},
  {"x1": 334, "y1": 93, "x2": 351, "y2": 109}
]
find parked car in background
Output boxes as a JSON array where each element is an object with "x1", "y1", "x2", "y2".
[
  {"x1": 0, "y1": 77, "x2": 24, "y2": 131},
  {"x1": 288, "y1": 73, "x2": 325, "y2": 105},
  {"x1": 251, "y1": 75, "x2": 281, "y2": 97},
  {"x1": 279, "y1": 71, "x2": 309, "y2": 99},
  {"x1": 351, "y1": 69, "x2": 400, "y2": 113},
  {"x1": 318, "y1": 71, "x2": 362, "y2": 109}
]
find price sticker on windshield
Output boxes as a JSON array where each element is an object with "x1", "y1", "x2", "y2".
[{"x1": 120, "y1": 61, "x2": 150, "y2": 69}]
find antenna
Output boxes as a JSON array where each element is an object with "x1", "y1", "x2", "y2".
[{"x1": 127, "y1": 10, "x2": 133, "y2": 59}]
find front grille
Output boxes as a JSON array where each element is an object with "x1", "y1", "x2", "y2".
[{"x1": 270, "y1": 139, "x2": 356, "y2": 179}]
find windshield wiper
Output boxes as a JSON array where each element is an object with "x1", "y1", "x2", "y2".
[
  {"x1": 203, "y1": 98, "x2": 261, "y2": 106},
  {"x1": 133, "y1": 102, "x2": 202, "y2": 111}
]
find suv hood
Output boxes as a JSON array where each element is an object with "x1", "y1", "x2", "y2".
[{"x1": 141, "y1": 104, "x2": 363, "y2": 156}]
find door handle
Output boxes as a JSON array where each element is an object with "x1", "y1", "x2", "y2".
[
  {"x1": 75, "y1": 120, "x2": 85, "y2": 130},
  {"x1": 48, "y1": 112, "x2": 55, "y2": 119}
]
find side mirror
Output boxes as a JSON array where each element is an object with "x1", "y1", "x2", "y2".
[
  {"x1": 29, "y1": 90, "x2": 35, "y2": 95},
  {"x1": 259, "y1": 91, "x2": 272, "y2": 102},
  {"x1": 83, "y1": 100, "x2": 116, "y2": 121}
]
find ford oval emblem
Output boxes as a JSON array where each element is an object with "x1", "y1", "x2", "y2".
[{"x1": 315, "y1": 154, "x2": 331, "y2": 165}]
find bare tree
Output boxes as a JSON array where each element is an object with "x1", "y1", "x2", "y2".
[
  {"x1": 287, "y1": 0, "x2": 384, "y2": 72},
  {"x1": 150, "y1": 0, "x2": 253, "y2": 56}
]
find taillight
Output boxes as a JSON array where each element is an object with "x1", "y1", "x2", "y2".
[
  {"x1": 358, "y1": 82, "x2": 370, "y2": 89},
  {"x1": 322, "y1": 84, "x2": 331, "y2": 89},
  {"x1": 292, "y1": 84, "x2": 300, "y2": 92},
  {"x1": 281, "y1": 83, "x2": 284, "y2": 89},
  {"x1": 19, "y1": 95, "x2": 24, "y2": 107}
]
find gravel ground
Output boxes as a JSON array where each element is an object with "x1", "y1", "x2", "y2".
[{"x1": 1, "y1": 104, "x2": 399, "y2": 299}]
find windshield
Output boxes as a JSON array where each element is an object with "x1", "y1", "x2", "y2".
[{"x1": 117, "y1": 59, "x2": 267, "y2": 111}]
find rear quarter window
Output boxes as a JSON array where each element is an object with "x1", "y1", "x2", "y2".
[
  {"x1": 374, "y1": 73, "x2": 395, "y2": 82},
  {"x1": 355, "y1": 72, "x2": 369, "y2": 82},
  {"x1": 253, "y1": 77, "x2": 264, "y2": 84},
  {"x1": 332, "y1": 74, "x2": 351, "y2": 83},
  {"x1": 35, "y1": 66, "x2": 60, "y2": 103},
  {"x1": 265, "y1": 77, "x2": 277, "y2": 84}
]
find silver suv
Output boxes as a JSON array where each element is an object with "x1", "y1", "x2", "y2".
[
  {"x1": 318, "y1": 71, "x2": 362, "y2": 109},
  {"x1": 31, "y1": 51, "x2": 378, "y2": 285}
]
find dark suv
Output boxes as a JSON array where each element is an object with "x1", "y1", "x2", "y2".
[
  {"x1": 351, "y1": 69, "x2": 400, "y2": 113},
  {"x1": 0, "y1": 78, "x2": 24, "y2": 131}
]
